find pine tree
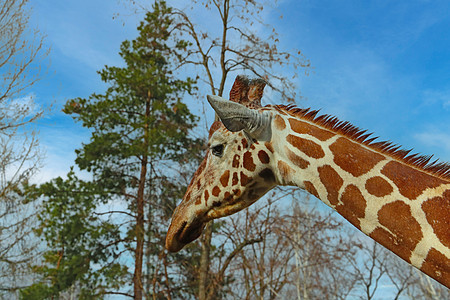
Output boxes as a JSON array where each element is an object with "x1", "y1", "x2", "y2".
[
  {"x1": 20, "y1": 170, "x2": 126, "y2": 299},
  {"x1": 22, "y1": 1, "x2": 203, "y2": 298}
]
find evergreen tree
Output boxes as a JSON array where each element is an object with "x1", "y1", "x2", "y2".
[
  {"x1": 23, "y1": 1, "x2": 203, "y2": 298},
  {"x1": 20, "y1": 170, "x2": 125, "y2": 299}
]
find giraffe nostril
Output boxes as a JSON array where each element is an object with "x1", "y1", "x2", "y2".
[
  {"x1": 178, "y1": 219, "x2": 206, "y2": 245},
  {"x1": 166, "y1": 202, "x2": 209, "y2": 252}
]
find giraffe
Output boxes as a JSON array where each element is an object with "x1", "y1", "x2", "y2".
[{"x1": 165, "y1": 75, "x2": 450, "y2": 288}]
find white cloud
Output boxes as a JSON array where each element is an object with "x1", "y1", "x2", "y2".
[
  {"x1": 414, "y1": 130, "x2": 450, "y2": 162},
  {"x1": 422, "y1": 89, "x2": 450, "y2": 111},
  {"x1": 32, "y1": 119, "x2": 91, "y2": 183},
  {"x1": 414, "y1": 131, "x2": 450, "y2": 150},
  {"x1": 2, "y1": 93, "x2": 43, "y2": 122}
]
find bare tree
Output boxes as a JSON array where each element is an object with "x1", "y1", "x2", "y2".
[
  {"x1": 381, "y1": 245, "x2": 450, "y2": 300},
  {"x1": 213, "y1": 189, "x2": 360, "y2": 300},
  {"x1": 383, "y1": 250, "x2": 419, "y2": 300},
  {"x1": 347, "y1": 241, "x2": 389, "y2": 300},
  {"x1": 283, "y1": 198, "x2": 359, "y2": 300},
  {"x1": 212, "y1": 192, "x2": 295, "y2": 299},
  {"x1": 0, "y1": 0, "x2": 48, "y2": 295},
  {"x1": 166, "y1": 2, "x2": 311, "y2": 298},
  {"x1": 0, "y1": 0, "x2": 48, "y2": 196},
  {"x1": 407, "y1": 269, "x2": 450, "y2": 299},
  {"x1": 344, "y1": 237, "x2": 450, "y2": 300},
  {"x1": 278, "y1": 193, "x2": 360, "y2": 300},
  {"x1": 0, "y1": 0, "x2": 48, "y2": 105},
  {"x1": 171, "y1": 0, "x2": 310, "y2": 100}
]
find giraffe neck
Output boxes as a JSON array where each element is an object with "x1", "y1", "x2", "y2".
[{"x1": 270, "y1": 108, "x2": 450, "y2": 287}]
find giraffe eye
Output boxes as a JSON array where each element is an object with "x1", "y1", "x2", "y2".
[{"x1": 211, "y1": 144, "x2": 224, "y2": 157}]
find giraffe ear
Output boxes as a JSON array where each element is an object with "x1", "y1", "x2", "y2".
[{"x1": 206, "y1": 95, "x2": 272, "y2": 141}]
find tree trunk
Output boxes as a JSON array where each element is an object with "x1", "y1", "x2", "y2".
[
  {"x1": 218, "y1": 0, "x2": 230, "y2": 97},
  {"x1": 198, "y1": 221, "x2": 213, "y2": 300},
  {"x1": 134, "y1": 153, "x2": 147, "y2": 300},
  {"x1": 145, "y1": 161, "x2": 154, "y2": 300},
  {"x1": 134, "y1": 95, "x2": 151, "y2": 300}
]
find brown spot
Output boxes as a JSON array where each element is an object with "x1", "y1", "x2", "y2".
[
  {"x1": 370, "y1": 201, "x2": 423, "y2": 263},
  {"x1": 318, "y1": 165, "x2": 343, "y2": 206},
  {"x1": 196, "y1": 180, "x2": 201, "y2": 190},
  {"x1": 304, "y1": 181, "x2": 319, "y2": 199},
  {"x1": 241, "y1": 138, "x2": 248, "y2": 149},
  {"x1": 232, "y1": 172, "x2": 239, "y2": 186},
  {"x1": 285, "y1": 147, "x2": 310, "y2": 169},
  {"x1": 204, "y1": 190, "x2": 209, "y2": 203},
  {"x1": 195, "y1": 196, "x2": 202, "y2": 205},
  {"x1": 185, "y1": 191, "x2": 191, "y2": 202},
  {"x1": 224, "y1": 192, "x2": 232, "y2": 202},
  {"x1": 287, "y1": 135, "x2": 325, "y2": 159},
  {"x1": 258, "y1": 150, "x2": 270, "y2": 164},
  {"x1": 422, "y1": 189, "x2": 450, "y2": 249},
  {"x1": 220, "y1": 170, "x2": 230, "y2": 187},
  {"x1": 420, "y1": 248, "x2": 450, "y2": 287},
  {"x1": 250, "y1": 144, "x2": 256, "y2": 150},
  {"x1": 265, "y1": 142, "x2": 274, "y2": 153},
  {"x1": 278, "y1": 160, "x2": 295, "y2": 181},
  {"x1": 274, "y1": 115, "x2": 286, "y2": 130},
  {"x1": 212, "y1": 186, "x2": 221, "y2": 197},
  {"x1": 243, "y1": 151, "x2": 256, "y2": 171},
  {"x1": 381, "y1": 161, "x2": 447, "y2": 200},
  {"x1": 259, "y1": 168, "x2": 276, "y2": 182},
  {"x1": 237, "y1": 145, "x2": 241, "y2": 151},
  {"x1": 240, "y1": 172, "x2": 251, "y2": 186},
  {"x1": 233, "y1": 189, "x2": 241, "y2": 197},
  {"x1": 289, "y1": 118, "x2": 334, "y2": 141},
  {"x1": 365, "y1": 176, "x2": 393, "y2": 197},
  {"x1": 232, "y1": 154, "x2": 240, "y2": 168},
  {"x1": 330, "y1": 137, "x2": 385, "y2": 177},
  {"x1": 337, "y1": 184, "x2": 367, "y2": 228}
]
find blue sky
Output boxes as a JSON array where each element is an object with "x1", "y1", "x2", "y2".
[
  {"x1": 28, "y1": 0, "x2": 450, "y2": 183},
  {"x1": 276, "y1": 0, "x2": 450, "y2": 156}
]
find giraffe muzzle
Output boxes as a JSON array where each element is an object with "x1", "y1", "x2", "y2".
[{"x1": 165, "y1": 216, "x2": 206, "y2": 252}]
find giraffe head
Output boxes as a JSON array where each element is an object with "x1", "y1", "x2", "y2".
[{"x1": 165, "y1": 94, "x2": 279, "y2": 252}]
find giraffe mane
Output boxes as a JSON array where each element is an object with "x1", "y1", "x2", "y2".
[{"x1": 274, "y1": 104, "x2": 450, "y2": 181}]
